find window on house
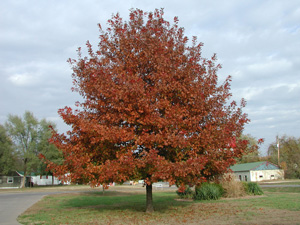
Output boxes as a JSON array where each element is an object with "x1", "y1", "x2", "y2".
[
  {"x1": 239, "y1": 175, "x2": 242, "y2": 181},
  {"x1": 7, "y1": 177, "x2": 13, "y2": 183},
  {"x1": 244, "y1": 175, "x2": 248, "y2": 182},
  {"x1": 259, "y1": 175, "x2": 263, "y2": 178},
  {"x1": 40, "y1": 175, "x2": 42, "y2": 179},
  {"x1": 271, "y1": 175, "x2": 275, "y2": 178}
]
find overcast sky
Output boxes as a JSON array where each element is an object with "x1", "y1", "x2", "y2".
[{"x1": 1, "y1": 0, "x2": 299, "y2": 155}]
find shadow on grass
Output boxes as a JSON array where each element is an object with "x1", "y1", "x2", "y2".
[{"x1": 59, "y1": 191, "x2": 192, "y2": 213}]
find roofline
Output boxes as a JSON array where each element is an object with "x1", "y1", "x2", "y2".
[
  {"x1": 251, "y1": 161, "x2": 265, "y2": 171},
  {"x1": 230, "y1": 161, "x2": 281, "y2": 172},
  {"x1": 16, "y1": 171, "x2": 23, "y2": 177}
]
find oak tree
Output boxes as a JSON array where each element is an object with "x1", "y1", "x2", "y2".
[{"x1": 47, "y1": 9, "x2": 251, "y2": 212}]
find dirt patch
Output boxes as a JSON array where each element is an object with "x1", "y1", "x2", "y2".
[
  {"x1": 221, "y1": 194, "x2": 266, "y2": 200},
  {"x1": 182, "y1": 202, "x2": 300, "y2": 225},
  {"x1": 174, "y1": 198, "x2": 194, "y2": 202}
]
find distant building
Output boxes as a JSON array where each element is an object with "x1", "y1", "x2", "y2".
[
  {"x1": 0, "y1": 171, "x2": 22, "y2": 188},
  {"x1": 230, "y1": 161, "x2": 284, "y2": 182},
  {"x1": 0, "y1": 171, "x2": 65, "y2": 188},
  {"x1": 30, "y1": 174, "x2": 61, "y2": 186}
]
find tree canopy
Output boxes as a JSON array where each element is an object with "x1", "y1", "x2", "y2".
[
  {"x1": 5, "y1": 111, "x2": 61, "y2": 187},
  {"x1": 0, "y1": 124, "x2": 15, "y2": 175},
  {"x1": 47, "y1": 9, "x2": 252, "y2": 212},
  {"x1": 236, "y1": 134, "x2": 261, "y2": 163}
]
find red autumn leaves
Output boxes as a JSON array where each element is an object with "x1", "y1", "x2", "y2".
[{"x1": 46, "y1": 9, "x2": 250, "y2": 188}]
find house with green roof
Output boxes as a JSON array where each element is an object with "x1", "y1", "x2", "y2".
[
  {"x1": 0, "y1": 171, "x2": 63, "y2": 189},
  {"x1": 230, "y1": 161, "x2": 284, "y2": 182}
]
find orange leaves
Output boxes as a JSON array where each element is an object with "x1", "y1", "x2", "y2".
[
  {"x1": 258, "y1": 138, "x2": 264, "y2": 144},
  {"x1": 46, "y1": 8, "x2": 251, "y2": 189},
  {"x1": 177, "y1": 184, "x2": 187, "y2": 193}
]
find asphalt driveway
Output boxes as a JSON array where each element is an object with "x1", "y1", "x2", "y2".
[
  {"x1": 0, "y1": 186, "x2": 98, "y2": 225},
  {"x1": 0, "y1": 191, "x2": 46, "y2": 225}
]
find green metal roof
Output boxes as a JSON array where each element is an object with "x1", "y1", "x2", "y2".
[
  {"x1": 230, "y1": 161, "x2": 280, "y2": 172},
  {"x1": 16, "y1": 171, "x2": 37, "y2": 176}
]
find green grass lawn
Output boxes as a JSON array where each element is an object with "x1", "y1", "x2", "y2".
[
  {"x1": 18, "y1": 191, "x2": 193, "y2": 224},
  {"x1": 18, "y1": 184, "x2": 300, "y2": 225},
  {"x1": 228, "y1": 192, "x2": 300, "y2": 211}
]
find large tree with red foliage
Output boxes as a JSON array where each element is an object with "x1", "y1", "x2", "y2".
[{"x1": 47, "y1": 9, "x2": 251, "y2": 212}]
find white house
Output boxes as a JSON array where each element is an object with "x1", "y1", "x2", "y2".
[
  {"x1": 30, "y1": 175, "x2": 62, "y2": 186},
  {"x1": 230, "y1": 161, "x2": 284, "y2": 182},
  {"x1": 0, "y1": 171, "x2": 69, "y2": 188}
]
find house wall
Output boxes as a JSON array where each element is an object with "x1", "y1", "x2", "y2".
[
  {"x1": 233, "y1": 171, "x2": 251, "y2": 182},
  {"x1": 250, "y1": 169, "x2": 284, "y2": 182},
  {"x1": 232, "y1": 169, "x2": 285, "y2": 182},
  {"x1": 31, "y1": 175, "x2": 61, "y2": 186},
  {"x1": 0, "y1": 176, "x2": 22, "y2": 188}
]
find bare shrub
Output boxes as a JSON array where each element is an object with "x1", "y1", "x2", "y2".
[{"x1": 221, "y1": 173, "x2": 246, "y2": 198}]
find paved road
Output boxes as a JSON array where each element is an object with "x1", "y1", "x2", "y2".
[
  {"x1": 260, "y1": 184, "x2": 300, "y2": 188},
  {"x1": 0, "y1": 191, "x2": 46, "y2": 225},
  {"x1": 0, "y1": 189, "x2": 96, "y2": 225}
]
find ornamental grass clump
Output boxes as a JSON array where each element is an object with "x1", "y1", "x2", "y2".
[
  {"x1": 194, "y1": 183, "x2": 223, "y2": 200},
  {"x1": 221, "y1": 174, "x2": 246, "y2": 198},
  {"x1": 244, "y1": 182, "x2": 264, "y2": 195}
]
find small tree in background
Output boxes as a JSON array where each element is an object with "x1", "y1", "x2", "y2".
[
  {"x1": 47, "y1": 9, "x2": 252, "y2": 212},
  {"x1": 37, "y1": 119, "x2": 63, "y2": 184},
  {"x1": 268, "y1": 135, "x2": 300, "y2": 179},
  {"x1": 5, "y1": 111, "x2": 39, "y2": 188},
  {"x1": 236, "y1": 134, "x2": 261, "y2": 163}
]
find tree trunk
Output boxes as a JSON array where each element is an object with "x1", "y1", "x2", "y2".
[
  {"x1": 21, "y1": 160, "x2": 27, "y2": 188},
  {"x1": 146, "y1": 183, "x2": 154, "y2": 213},
  {"x1": 21, "y1": 175, "x2": 26, "y2": 188}
]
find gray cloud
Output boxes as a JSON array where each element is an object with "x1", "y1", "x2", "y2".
[{"x1": 1, "y1": 0, "x2": 299, "y2": 155}]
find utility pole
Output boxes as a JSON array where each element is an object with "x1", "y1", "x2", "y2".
[{"x1": 277, "y1": 136, "x2": 280, "y2": 166}]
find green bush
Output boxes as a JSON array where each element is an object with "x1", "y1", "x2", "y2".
[
  {"x1": 194, "y1": 183, "x2": 224, "y2": 200},
  {"x1": 176, "y1": 186, "x2": 193, "y2": 199},
  {"x1": 243, "y1": 182, "x2": 264, "y2": 195}
]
